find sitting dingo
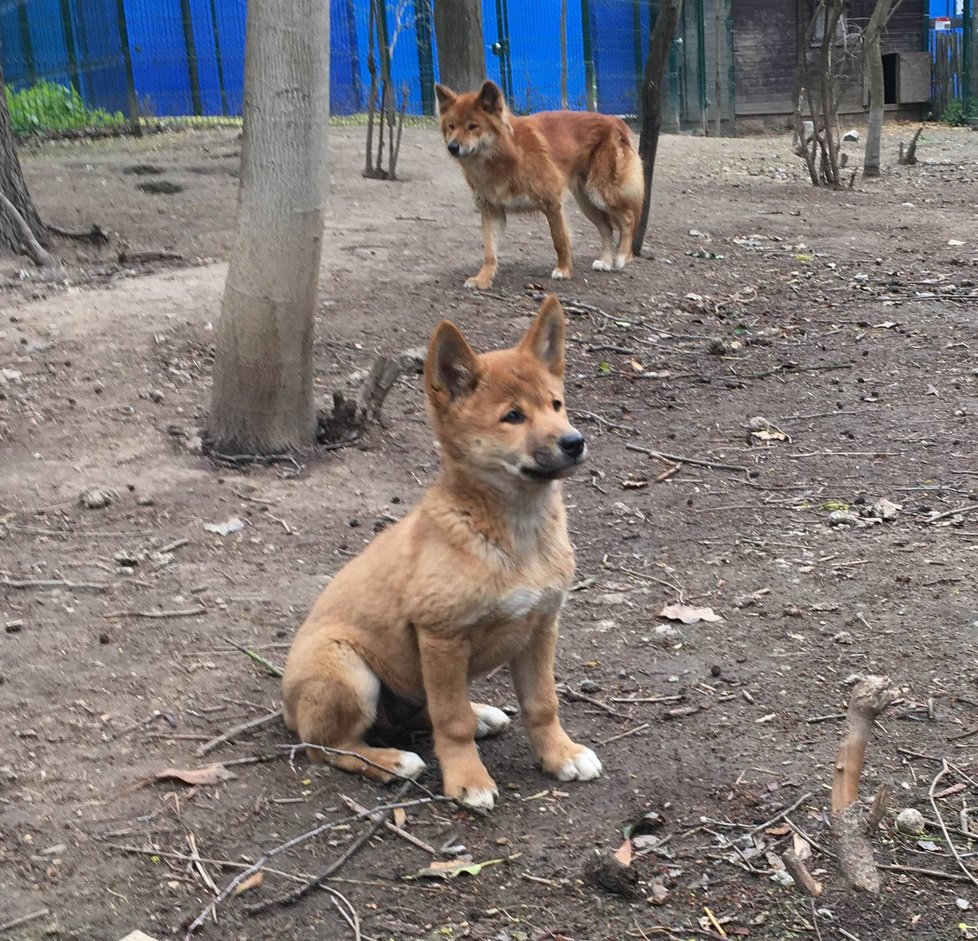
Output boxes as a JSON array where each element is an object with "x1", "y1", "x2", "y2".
[{"x1": 282, "y1": 295, "x2": 601, "y2": 811}]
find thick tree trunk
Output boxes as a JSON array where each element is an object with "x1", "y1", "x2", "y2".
[
  {"x1": 863, "y1": 0, "x2": 899, "y2": 178},
  {"x1": 207, "y1": 0, "x2": 330, "y2": 455},
  {"x1": 433, "y1": 0, "x2": 485, "y2": 93},
  {"x1": 0, "y1": 63, "x2": 50, "y2": 259},
  {"x1": 632, "y1": 0, "x2": 683, "y2": 258}
]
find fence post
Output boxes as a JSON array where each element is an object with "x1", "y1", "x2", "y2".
[{"x1": 114, "y1": 0, "x2": 142, "y2": 135}]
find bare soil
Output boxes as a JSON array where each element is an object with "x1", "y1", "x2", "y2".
[{"x1": 1, "y1": 122, "x2": 977, "y2": 941}]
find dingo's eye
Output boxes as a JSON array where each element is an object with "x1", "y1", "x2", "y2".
[
  {"x1": 467, "y1": 122, "x2": 478, "y2": 131},
  {"x1": 447, "y1": 123, "x2": 456, "y2": 130},
  {"x1": 501, "y1": 409, "x2": 525, "y2": 424},
  {"x1": 552, "y1": 399, "x2": 563, "y2": 411}
]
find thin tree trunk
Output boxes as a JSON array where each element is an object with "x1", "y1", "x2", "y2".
[
  {"x1": 0, "y1": 63, "x2": 50, "y2": 258},
  {"x1": 433, "y1": 0, "x2": 485, "y2": 92},
  {"x1": 863, "y1": 0, "x2": 901, "y2": 178},
  {"x1": 207, "y1": 0, "x2": 330, "y2": 455},
  {"x1": 632, "y1": 0, "x2": 683, "y2": 258}
]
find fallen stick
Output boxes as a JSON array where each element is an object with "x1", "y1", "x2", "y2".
[
  {"x1": 624, "y1": 443, "x2": 753, "y2": 476},
  {"x1": 2, "y1": 577, "x2": 108, "y2": 592},
  {"x1": 745, "y1": 791, "x2": 815, "y2": 838},
  {"x1": 196, "y1": 710, "x2": 282, "y2": 757},
  {"x1": 106, "y1": 606, "x2": 206, "y2": 620},
  {"x1": 599, "y1": 722, "x2": 650, "y2": 746},
  {"x1": 830, "y1": 675, "x2": 897, "y2": 892},
  {"x1": 246, "y1": 780, "x2": 413, "y2": 914},
  {"x1": 781, "y1": 847, "x2": 823, "y2": 896},
  {"x1": 339, "y1": 794, "x2": 437, "y2": 855},
  {"x1": 0, "y1": 908, "x2": 50, "y2": 934},
  {"x1": 225, "y1": 639, "x2": 284, "y2": 678},
  {"x1": 181, "y1": 787, "x2": 445, "y2": 937},
  {"x1": 556, "y1": 684, "x2": 632, "y2": 719},
  {"x1": 928, "y1": 761, "x2": 978, "y2": 889},
  {"x1": 928, "y1": 502, "x2": 978, "y2": 524}
]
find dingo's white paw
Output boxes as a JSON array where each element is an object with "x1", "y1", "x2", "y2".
[
  {"x1": 472, "y1": 704, "x2": 511, "y2": 739},
  {"x1": 553, "y1": 747, "x2": 602, "y2": 782}
]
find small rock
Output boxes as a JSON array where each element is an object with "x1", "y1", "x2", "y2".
[
  {"x1": 843, "y1": 129, "x2": 860, "y2": 142},
  {"x1": 579, "y1": 679, "x2": 602, "y2": 694},
  {"x1": 79, "y1": 488, "x2": 112, "y2": 510},
  {"x1": 203, "y1": 516, "x2": 246, "y2": 536},
  {"x1": 707, "y1": 338, "x2": 734, "y2": 356},
  {"x1": 833, "y1": 631, "x2": 854, "y2": 645},
  {"x1": 895, "y1": 808, "x2": 926, "y2": 835},
  {"x1": 828, "y1": 509, "x2": 861, "y2": 526},
  {"x1": 136, "y1": 495, "x2": 155, "y2": 507},
  {"x1": 652, "y1": 624, "x2": 683, "y2": 648},
  {"x1": 746, "y1": 415, "x2": 771, "y2": 432},
  {"x1": 647, "y1": 879, "x2": 670, "y2": 905},
  {"x1": 0, "y1": 765, "x2": 16, "y2": 784},
  {"x1": 5, "y1": 620, "x2": 24, "y2": 634},
  {"x1": 148, "y1": 389, "x2": 165, "y2": 403},
  {"x1": 957, "y1": 898, "x2": 972, "y2": 911}
]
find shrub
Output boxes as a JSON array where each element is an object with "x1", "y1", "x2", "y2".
[{"x1": 4, "y1": 80, "x2": 126, "y2": 134}]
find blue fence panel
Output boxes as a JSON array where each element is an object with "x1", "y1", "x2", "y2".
[{"x1": 72, "y1": 0, "x2": 129, "y2": 113}]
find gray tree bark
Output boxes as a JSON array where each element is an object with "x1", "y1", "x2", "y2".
[
  {"x1": 632, "y1": 0, "x2": 683, "y2": 257},
  {"x1": 433, "y1": 0, "x2": 486, "y2": 92},
  {"x1": 863, "y1": 0, "x2": 901, "y2": 178},
  {"x1": 207, "y1": 0, "x2": 330, "y2": 455},
  {"x1": 0, "y1": 63, "x2": 51, "y2": 261}
]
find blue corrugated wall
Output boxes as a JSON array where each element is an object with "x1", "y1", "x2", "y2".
[{"x1": 0, "y1": 0, "x2": 676, "y2": 119}]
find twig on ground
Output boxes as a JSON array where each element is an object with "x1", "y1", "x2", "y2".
[
  {"x1": 624, "y1": 442, "x2": 753, "y2": 477},
  {"x1": 736, "y1": 362, "x2": 852, "y2": 381},
  {"x1": 181, "y1": 787, "x2": 447, "y2": 937},
  {"x1": 610, "y1": 694, "x2": 685, "y2": 704},
  {"x1": 2, "y1": 577, "x2": 108, "y2": 592},
  {"x1": 928, "y1": 503, "x2": 978, "y2": 524},
  {"x1": 601, "y1": 561, "x2": 685, "y2": 599},
  {"x1": 781, "y1": 847, "x2": 823, "y2": 897},
  {"x1": 745, "y1": 792, "x2": 815, "y2": 838},
  {"x1": 557, "y1": 684, "x2": 632, "y2": 719},
  {"x1": 0, "y1": 908, "x2": 50, "y2": 934},
  {"x1": 105, "y1": 606, "x2": 206, "y2": 620},
  {"x1": 197, "y1": 710, "x2": 282, "y2": 757},
  {"x1": 928, "y1": 760, "x2": 978, "y2": 889},
  {"x1": 339, "y1": 794, "x2": 437, "y2": 854},
  {"x1": 159, "y1": 538, "x2": 190, "y2": 553},
  {"x1": 246, "y1": 780, "x2": 413, "y2": 914},
  {"x1": 225, "y1": 638, "x2": 284, "y2": 677},
  {"x1": 187, "y1": 831, "x2": 220, "y2": 897},
  {"x1": 47, "y1": 221, "x2": 109, "y2": 244},
  {"x1": 598, "y1": 722, "x2": 650, "y2": 746}
]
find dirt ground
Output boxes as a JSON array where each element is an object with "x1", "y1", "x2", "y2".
[{"x1": 1, "y1": 120, "x2": 977, "y2": 941}]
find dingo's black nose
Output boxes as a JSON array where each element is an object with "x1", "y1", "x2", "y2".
[
  {"x1": 447, "y1": 140, "x2": 461, "y2": 156},
  {"x1": 558, "y1": 432, "x2": 585, "y2": 459}
]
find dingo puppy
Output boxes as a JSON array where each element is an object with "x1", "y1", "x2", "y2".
[
  {"x1": 435, "y1": 79, "x2": 644, "y2": 289},
  {"x1": 282, "y1": 295, "x2": 601, "y2": 811}
]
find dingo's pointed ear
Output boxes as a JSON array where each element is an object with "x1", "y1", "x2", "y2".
[
  {"x1": 518, "y1": 295, "x2": 565, "y2": 378},
  {"x1": 426, "y1": 321, "x2": 480, "y2": 402},
  {"x1": 477, "y1": 80, "x2": 503, "y2": 114},
  {"x1": 434, "y1": 84, "x2": 457, "y2": 113}
]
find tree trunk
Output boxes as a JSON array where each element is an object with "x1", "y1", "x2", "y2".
[
  {"x1": 631, "y1": 0, "x2": 683, "y2": 258},
  {"x1": 863, "y1": 0, "x2": 900, "y2": 178},
  {"x1": 433, "y1": 0, "x2": 485, "y2": 92},
  {"x1": 0, "y1": 63, "x2": 50, "y2": 259},
  {"x1": 206, "y1": 0, "x2": 330, "y2": 455}
]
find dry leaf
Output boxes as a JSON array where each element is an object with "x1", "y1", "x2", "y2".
[
  {"x1": 613, "y1": 838, "x2": 633, "y2": 866},
  {"x1": 629, "y1": 358, "x2": 645, "y2": 373},
  {"x1": 622, "y1": 479, "x2": 648, "y2": 489},
  {"x1": 154, "y1": 765, "x2": 236, "y2": 787},
  {"x1": 659, "y1": 603, "x2": 722, "y2": 625},
  {"x1": 410, "y1": 856, "x2": 506, "y2": 880},
  {"x1": 765, "y1": 825, "x2": 791, "y2": 837},
  {"x1": 393, "y1": 807, "x2": 407, "y2": 828},
  {"x1": 792, "y1": 833, "x2": 812, "y2": 860},
  {"x1": 232, "y1": 871, "x2": 264, "y2": 896},
  {"x1": 750, "y1": 428, "x2": 787, "y2": 442}
]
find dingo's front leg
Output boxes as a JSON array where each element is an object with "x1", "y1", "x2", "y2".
[
  {"x1": 465, "y1": 207, "x2": 505, "y2": 290},
  {"x1": 419, "y1": 632, "x2": 499, "y2": 810},
  {"x1": 510, "y1": 619, "x2": 602, "y2": 782}
]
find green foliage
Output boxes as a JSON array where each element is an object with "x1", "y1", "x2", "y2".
[
  {"x1": 941, "y1": 99, "x2": 977, "y2": 127},
  {"x1": 4, "y1": 80, "x2": 126, "y2": 134}
]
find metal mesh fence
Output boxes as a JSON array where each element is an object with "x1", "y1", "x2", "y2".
[{"x1": 0, "y1": 0, "x2": 966, "y2": 134}]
